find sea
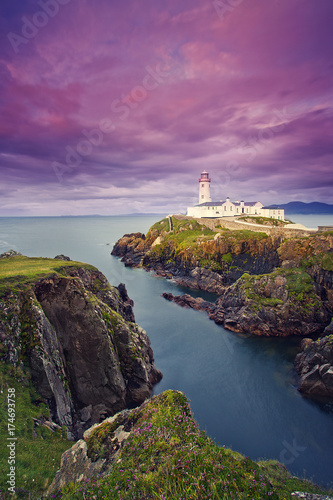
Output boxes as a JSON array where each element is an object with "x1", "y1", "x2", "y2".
[{"x1": 0, "y1": 214, "x2": 332, "y2": 487}]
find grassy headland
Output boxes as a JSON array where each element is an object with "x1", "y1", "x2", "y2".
[
  {"x1": 0, "y1": 255, "x2": 95, "y2": 497},
  {"x1": 50, "y1": 391, "x2": 332, "y2": 499},
  {"x1": 144, "y1": 216, "x2": 333, "y2": 276},
  {"x1": 0, "y1": 255, "x2": 97, "y2": 295}
]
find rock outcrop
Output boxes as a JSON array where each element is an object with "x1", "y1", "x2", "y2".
[
  {"x1": 294, "y1": 322, "x2": 333, "y2": 400},
  {"x1": 161, "y1": 292, "x2": 216, "y2": 317},
  {"x1": 48, "y1": 390, "x2": 333, "y2": 499},
  {"x1": 48, "y1": 408, "x2": 134, "y2": 494},
  {"x1": 0, "y1": 263, "x2": 162, "y2": 439},
  {"x1": 112, "y1": 217, "x2": 333, "y2": 399},
  {"x1": 291, "y1": 493, "x2": 333, "y2": 500},
  {"x1": 112, "y1": 217, "x2": 333, "y2": 338},
  {"x1": 111, "y1": 232, "x2": 148, "y2": 267},
  {"x1": 213, "y1": 270, "x2": 331, "y2": 337}
]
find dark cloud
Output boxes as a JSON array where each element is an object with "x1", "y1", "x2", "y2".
[{"x1": 0, "y1": 0, "x2": 332, "y2": 214}]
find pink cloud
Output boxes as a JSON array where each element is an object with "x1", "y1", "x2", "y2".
[{"x1": 0, "y1": 0, "x2": 332, "y2": 214}]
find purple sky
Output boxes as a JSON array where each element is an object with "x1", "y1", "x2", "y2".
[{"x1": 1, "y1": 0, "x2": 333, "y2": 215}]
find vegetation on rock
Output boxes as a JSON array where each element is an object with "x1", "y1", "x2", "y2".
[
  {"x1": 0, "y1": 254, "x2": 162, "y2": 498},
  {"x1": 48, "y1": 391, "x2": 332, "y2": 500},
  {"x1": 0, "y1": 255, "x2": 97, "y2": 295},
  {"x1": 0, "y1": 362, "x2": 71, "y2": 497},
  {"x1": 112, "y1": 216, "x2": 333, "y2": 338},
  {"x1": 238, "y1": 215, "x2": 291, "y2": 227}
]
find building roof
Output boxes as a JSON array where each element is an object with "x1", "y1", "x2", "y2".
[
  {"x1": 196, "y1": 201, "x2": 221, "y2": 207},
  {"x1": 196, "y1": 200, "x2": 261, "y2": 207},
  {"x1": 262, "y1": 206, "x2": 283, "y2": 210},
  {"x1": 233, "y1": 201, "x2": 259, "y2": 206}
]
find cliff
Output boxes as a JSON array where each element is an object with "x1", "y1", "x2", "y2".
[
  {"x1": 112, "y1": 216, "x2": 333, "y2": 337},
  {"x1": 0, "y1": 254, "x2": 161, "y2": 441},
  {"x1": 47, "y1": 390, "x2": 333, "y2": 499},
  {"x1": 113, "y1": 217, "x2": 333, "y2": 402}
]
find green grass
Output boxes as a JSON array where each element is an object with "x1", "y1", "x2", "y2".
[
  {"x1": 241, "y1": 268, "x2": 321, "y2": 314},
  {"x1": 147, "y1": 217, "x2": 211, "y2": 240},
  {"x1": 0, "y1": 363, "x2": 72, "y2": 499},
  {"x1": 52, "y1": 391, "x2": 332, "y2": 500},
  {"x1": 322, "y1": 252, "x2": 333, "y2": 271},
  {"x1": 146, "y1": 219, "x2": 217, "y2": 264},
  {"x1": 148, "y1": 218, "x2": 170, "y2": 235},
  {"x1": 146, "y1": 219, "x2": 268, "y2": 270},
  {"x1": 0, "y1": 256, "x2": 97, "y2": 295},
  {"x1": 224, "y1": 229, "x2": 268, "y2": 240},
  {"x1": 238, "y1": 216, "x2": 290, "y2": 227},
  {"x1": 171, "y1": 228, "x2": 215, "y2": 248},
  {"x1": 222, "y1": 252, "x2": 233, "y2": 264}
]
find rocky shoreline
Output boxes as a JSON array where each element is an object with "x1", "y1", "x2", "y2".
[{"x1": 112, "y1": 216, "x2": 333, "y2": 401}]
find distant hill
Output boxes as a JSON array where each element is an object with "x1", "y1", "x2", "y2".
[{"x1": 268, "y1": 202, "x2": 333, "y2": 215}]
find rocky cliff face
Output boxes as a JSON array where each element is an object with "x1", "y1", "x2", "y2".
[
  {"x1": 294, "y1": 322, "x2": 333, "y2": 400},
  {"x1": 112, "y1": 219, "x2": 333, "y2": 400},
  {"x1": 213, "y1": 269, "x2": 331, "y2": 337},
  {"x1": 112, "y1": 218, "x2": 333, "y2": 338},
  {"x1": 112, "y1": 227, "x2": 281, "y2": 292},
  {"x1": 0, "y1": 264, "x2": 161, "y2": 439}
]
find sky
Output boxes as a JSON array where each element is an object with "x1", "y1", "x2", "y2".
[{"x1": 0, "y1": 0, "x2": 333, "y2": 216}]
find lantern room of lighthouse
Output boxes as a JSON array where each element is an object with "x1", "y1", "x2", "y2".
[{"x1": 199, "y1": 170, "x2": 212, "y2": 204}]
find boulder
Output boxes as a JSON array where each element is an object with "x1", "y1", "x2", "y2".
[
  {"x1": 295, "y1": 334, "x2": 333, "y2": 400},
  {"x1": 54, "y1": 254, "x2": 71, "y2": 261}
]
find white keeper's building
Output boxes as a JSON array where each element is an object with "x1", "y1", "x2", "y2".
[{"x1": 186, "y1": 171, "x2": 285, "y2": 220}]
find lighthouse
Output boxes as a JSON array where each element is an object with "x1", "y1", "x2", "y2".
[{"x1": 198, "y1": 170, "x2": 211, "y2": 204}]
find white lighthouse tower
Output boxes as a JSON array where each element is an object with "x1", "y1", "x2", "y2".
[{"x1": 198, "y1": 170, "x2": 211, "y2": 204}]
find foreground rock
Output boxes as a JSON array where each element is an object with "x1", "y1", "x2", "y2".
[
  {"x1": 48, "y1": 408, "x2": 134, "y2": 494},
  {"x1": 292, "y1": 494, "x2": 333, "y2": 500},
  {"x1": 48, "y1": 390, "x2": 332, "y2": 499},
  {"x1": 0, "y1": 260, "x2": 161, "y2": 439}
]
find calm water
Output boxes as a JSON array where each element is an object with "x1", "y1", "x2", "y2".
[
  {"x1": 289, "y1": 214, "x2": 333, "y2": 228},
  {"x1": 0, "y1": 215, "x2": 333, "y2": 487}
]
